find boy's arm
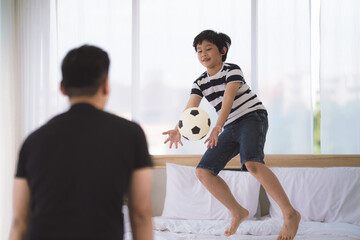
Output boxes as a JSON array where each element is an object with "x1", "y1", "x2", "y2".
[
  {"x1": 216, "y1": 82, "x2": 242, "y2": 128},
  {"x1": 205, "y1": 82, "x2": 242, "y2": 148},
  {"x1": 173, "y1": 94, "x2": 202, "y2": 130},
  {"x1": 184, "y1": 94, "x2": 202, "y2": 110},
  {"x1": 128, "y1": 167, "x2": 153, "y2": 240},
  {"x1": 174, "y1": 94, "x2": 202, "y2": 130},
  {"x1": 9, "y1": 178, "x2": 30, "y2": 240},
  {"x1": 163, "y1": 94, "x2": 202, "y2": 148}
]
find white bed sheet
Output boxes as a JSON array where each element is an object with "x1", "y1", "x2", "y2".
[{"x1": 124, "y1": 217, "x2": 360, "y2": 240}]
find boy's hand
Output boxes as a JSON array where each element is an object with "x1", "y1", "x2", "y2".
[
  {"x1": 204, "y1": 125, "x2": 222, "y2": 149},
  {"x1": 162, "y1": 129, "x2": 183, "y2": 149}
]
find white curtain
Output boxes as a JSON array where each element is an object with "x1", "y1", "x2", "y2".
[
  {"x1": 0, "y1": 0, "x2": 55, "y2": 238},
  {"x1": 16, "y1": 0, "x2": 59, "y2": 137},
  {"x1": 320, "y1": 0, "x2": 360, "y2": 154},
  {"x1": 0, "y1": 0, "x2": 18, "y2": 238},
  {"x1": 257, "y1": 0, "x2": 313, "y2": 153}
]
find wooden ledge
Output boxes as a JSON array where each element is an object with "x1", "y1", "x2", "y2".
[{"x1": 151, "y1": 154, "x2": 360, "y2": 168}]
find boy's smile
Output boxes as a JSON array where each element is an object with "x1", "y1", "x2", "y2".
[{"x1": 196, "y1": 40, "x2": 225, "y2": 76}]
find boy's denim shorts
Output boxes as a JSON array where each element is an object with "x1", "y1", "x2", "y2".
[{"x1": 197, "y1": 110, "x2": 268, "y2": 175}]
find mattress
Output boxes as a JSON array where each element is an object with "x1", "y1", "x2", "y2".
[{"x1": 124, "y1": 217, "x2": 360, "y2": 240}]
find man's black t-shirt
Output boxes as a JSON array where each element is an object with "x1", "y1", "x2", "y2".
[{"x1": 16, "y1": 103, "x2": 152, "y2": 240}]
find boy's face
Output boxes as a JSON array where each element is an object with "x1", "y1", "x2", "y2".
[{"x1": 196, "y1": 40, "x2": 224, "y2": 70}]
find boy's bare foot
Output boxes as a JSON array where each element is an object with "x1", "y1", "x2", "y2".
[
  {"x1": 224, "y1": 207, "x2": 249, "y2": 236},
  {"x1": 277, "y1": 210, "x2": 301, "y2": 240}
]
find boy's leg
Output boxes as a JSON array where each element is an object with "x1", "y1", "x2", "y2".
[
  {"x1": 196, "y1": 168, "x2": 249, "y2": 236},
  {"x1": 245, "y1": 161, "x2": 301, "y2": 240},
  {"x1": 196, "y1": 127, "x2": 248, "y2": 236},
  {"x1": 236, "y1": 111, "x2": 300, "y2": 239}
]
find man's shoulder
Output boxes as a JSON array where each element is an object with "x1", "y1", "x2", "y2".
[
  {"x1": 29, "y1": 112, "x2": 67, "y2": 135},
  {"x1": 19, "y1": 113, "x2": 63, "y2": 150},
  {"x1": 101, "y1": 111, "x2": 142, "y2": 130},
  {"x1": 98, "y1": 111, "x2": 147, "y2": 142}
]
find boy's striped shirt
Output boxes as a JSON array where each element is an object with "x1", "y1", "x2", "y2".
[{"x1": 191, "y1": 63, "x2": 267, "y2": 126}]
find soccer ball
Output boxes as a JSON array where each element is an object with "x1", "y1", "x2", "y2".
[{"x1": 178, "y1": 107, "x2": 211, "y2": 141}]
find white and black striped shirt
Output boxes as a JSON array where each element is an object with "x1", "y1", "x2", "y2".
[{"x1": 191, "y1": 63, "x2": 267, "y2": 126}]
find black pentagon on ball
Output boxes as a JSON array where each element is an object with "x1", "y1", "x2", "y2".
[
  {"x1": 178, "y1": 120, "x2": 183, "y2": 129},
  {"x1": 208, "y1": 118, "x2": 211, "y2": 126},
  {"x1": 182, "y1": 135, "x2": 189, "y2": 140},
  {"x1": 190, "y1": 109, "x2": 199, "y2": 116},
  {"x1": 191, "y1": 126, "x2": 201, "y2": 134}
]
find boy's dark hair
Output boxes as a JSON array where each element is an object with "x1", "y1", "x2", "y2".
[
  {"x1": 193, "y1": 30, "x2": 231, "y2": 62},
  {"x1": 61, "y1": 45, "x2": 110, "y2": 97}
]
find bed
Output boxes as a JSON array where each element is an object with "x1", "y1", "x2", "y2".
[{"x1": 125, "y1": 154, "x2": 360, "y2": 239}]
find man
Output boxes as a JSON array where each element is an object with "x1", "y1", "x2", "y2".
[{"x1": 9, "y1": 45, "x2": 153, "y2": 240}]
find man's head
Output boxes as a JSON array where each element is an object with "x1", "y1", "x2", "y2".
[
  {"x1": 193, "y1": 30, "x2": 231, "y2": 62},
  {"x1": 61, "y1": 45, "x2": 110, "y2": 97}
]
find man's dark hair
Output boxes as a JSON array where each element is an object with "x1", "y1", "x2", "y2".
[
  {"x1": 61, "y1": 45, "x2": 110, "y2": 97},
  {"x1": 193, "y1": 30, "x2": 231, "y2": 62}
]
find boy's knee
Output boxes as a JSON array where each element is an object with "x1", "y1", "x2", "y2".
[
  {"x1": 195, "y1": 168, "x2": 212, "y2": 181},
  {"x1": 244, "y1": 161, "x2": 260, "y2": 173}
]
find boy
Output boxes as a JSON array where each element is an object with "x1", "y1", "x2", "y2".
[
  {"x1": 10, "y1": 45, "x2": 153, "y2": 240},
  {"x1": 163, "y1": 30, "x2": 300, "y2": 240}
]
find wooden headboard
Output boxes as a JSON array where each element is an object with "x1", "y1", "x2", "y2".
[{"x1": 152, "y1": 154, "x2": 360, "y2": 168}]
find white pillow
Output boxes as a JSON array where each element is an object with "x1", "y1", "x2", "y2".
[
  {"x1": 161, "y1": 163, "x2": 260, "y2": 220},
  {"x1": 267, "y1": 167, "x2": 360, "y2": 225}
]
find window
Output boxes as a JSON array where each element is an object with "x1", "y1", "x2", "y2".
[
  {"x1": 138, "y1": 0, "x2": 251, "y2": 154},
  {"x1": 20, "y1": 0, "x2": 360, "y2": 154},
  {"x1": 319, "y1": 0, "x2": 360, "y2": 153},
  {"x1": 257, "y1": 0, "x2": 312, "y2": 153},
  {"x1": 55, "y1": 0, "x2": 252, "y2": 155}
]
